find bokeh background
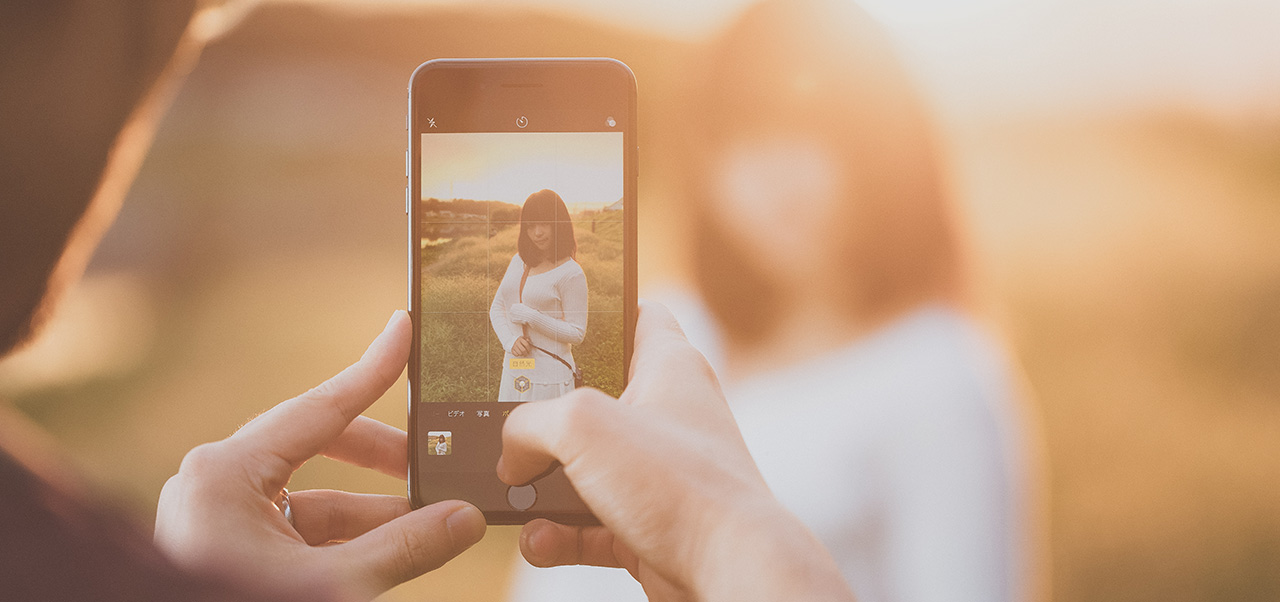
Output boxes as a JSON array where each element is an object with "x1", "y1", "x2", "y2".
[{"x1": 2, "y1": 0, "x2": 1278, "y2": 600}]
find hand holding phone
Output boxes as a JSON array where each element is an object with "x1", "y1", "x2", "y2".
[
  {"x1": 156, "y1": 312, "x2": 486, "y2": 599},
  {"x1": 498, "y1": 303, "x2": 856, "y2": 602}
]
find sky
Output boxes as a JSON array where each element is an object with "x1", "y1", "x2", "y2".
[
  {"x1": 419, "y1": 132, "x2": 624, "y2": 210},
  {"x1": 280, "y1": 0, "x2": 1280, "y2": 122}
]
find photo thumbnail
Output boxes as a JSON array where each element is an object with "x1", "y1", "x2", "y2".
[{"x1": 427, "y1": 431, "x2": 452, "y2": 456}]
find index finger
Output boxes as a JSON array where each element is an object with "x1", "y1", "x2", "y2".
[{"x1": 229, "y1": 310, "x2": 411, "y2": 489}]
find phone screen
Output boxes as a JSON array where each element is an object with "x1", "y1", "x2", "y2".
[{"x1": 408, "y1": 59, "x2": 636, "y2": 523}]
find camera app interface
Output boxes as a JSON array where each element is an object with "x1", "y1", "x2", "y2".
[{"x1": 417, "y1": 131, "x2": 624, "y2": 409}]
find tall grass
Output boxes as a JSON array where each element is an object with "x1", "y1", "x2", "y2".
[{"x1": 420, "y1": 213, "x2": 624, "y2": 402}]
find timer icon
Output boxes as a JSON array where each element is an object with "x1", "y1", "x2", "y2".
[{"x1": 515, "y1": 115, "x2": 529, "y2": 128}]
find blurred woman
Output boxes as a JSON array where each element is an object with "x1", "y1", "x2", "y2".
[
  {"x1": 490, "y1": 189, "x2": 588, "y2": 401},
  {"x1": 509, "y1": 1, "x2": 1046, "y2": 601}
]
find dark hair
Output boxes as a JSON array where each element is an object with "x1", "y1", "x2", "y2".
[
  {"x1": 517, "y1": 189, "x2": 577, "y2": 267},
  {"x1": 682, "y1": 0, "x2": 964, "y2": 347},
  {"x1": 0, "y1": 1, "x2": 197, "y2": 356}
]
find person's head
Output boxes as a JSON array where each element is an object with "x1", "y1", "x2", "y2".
[
  {"x1": 517, "y1": 189, "x2": 577, "y2": 267},
  {"x1": 681, "y1": 0, "x2": 967, "y2": 349},
  {"x1": 438, "y1": 435, "x2": 446, "y2": 444},
  {"x1": 0, "y1": 1, "x2": 201, "y2": 357}
]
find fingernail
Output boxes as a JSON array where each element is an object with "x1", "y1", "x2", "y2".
[
  {"x1": 386, "y1": 310, "x2": 407, "y2": 331},
  {"x1": 446, "y1": 504, "x2": 485, "y2": 547},
  {"x1": 520, "y1": 521, "x2": 552, "y2": 567},
  {"x1": 518, "y1": 524, "x2": 542, "y2": 564}
]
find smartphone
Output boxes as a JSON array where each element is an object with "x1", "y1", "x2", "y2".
[{"x1": 406, "y1": 58, "x2": 637, "y2": 524}]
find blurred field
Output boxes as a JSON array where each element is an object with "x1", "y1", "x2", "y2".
[
  {"x1": 5, "y1": 4, "x2": 1279, "y2": 602},
  {"x1": 952, "y1": 115, "x2": 1280, "y2": 601}
]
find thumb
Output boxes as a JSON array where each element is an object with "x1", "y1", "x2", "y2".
[{"x1": 337, "y1": 501, "x2": 486, "y2": 594}]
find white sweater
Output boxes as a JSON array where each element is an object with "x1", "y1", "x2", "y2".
[{"x1": 490, "y1": 254, "x2": 588, "y2": 401}]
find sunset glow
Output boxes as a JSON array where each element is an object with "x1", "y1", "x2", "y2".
[{"x1": 420, "y1": 132, "x2": 623, "y2": 211}]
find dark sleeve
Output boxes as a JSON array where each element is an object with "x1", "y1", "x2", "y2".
[{"x1": 0, "y1": 450, "x2": 300, "y2": 602}]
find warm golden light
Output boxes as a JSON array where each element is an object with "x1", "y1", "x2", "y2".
[
  {"x1": 8, "y1": 2, "x2": 1276, "y2": 602},
  {"x1": 420, "y1": 132, "x2": 623, "y2": 210}
]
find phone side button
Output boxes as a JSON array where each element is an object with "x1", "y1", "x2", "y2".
[
  {"x1": 405, "y1": 186, "x2": 409, "y2": 214},
  {"x1": 507, "y1": 484, "x2": 537, "y2": 511}
]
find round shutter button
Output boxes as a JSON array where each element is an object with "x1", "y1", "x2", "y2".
[{"x1": 507, "y1": 484, "x2": 537, "y2": 510}]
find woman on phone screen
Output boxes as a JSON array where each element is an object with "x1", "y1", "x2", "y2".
[{"x1": 491, "y1": 189, "x2": 588, "y2": 401}]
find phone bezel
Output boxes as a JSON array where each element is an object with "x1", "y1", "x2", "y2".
[{"x1": 406, "y1": 58, "x2": 637, "y2": 525}]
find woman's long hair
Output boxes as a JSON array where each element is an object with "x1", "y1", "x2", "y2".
[
  {"x1": 517, "y1": 189, "x2": 577, "y2": 266},
  {"x1": 682, "y1": 0, "x2": 966, "y2": 347}
]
